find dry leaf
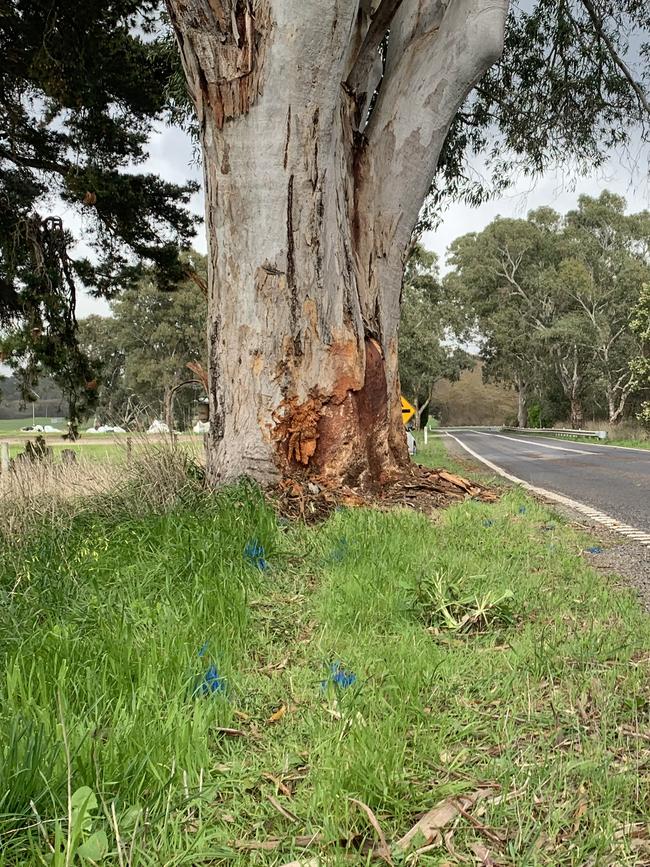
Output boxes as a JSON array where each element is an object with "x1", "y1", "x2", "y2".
[
  {"x1": 260, "y1": 656, "x2": 290, "y2": 674},
  {"x1": 214, "y1": 726, "x2": 246, "y2": 737},
  {"x1": 280, "y1": 860, "x2": 320, "y2": 867},
  {"x1": 572, "y1": 798, "x2": 588, "y2": 834},
  {"x1": 349, "y1": 798, "x2": 393, "y2": 865},
  {"x1": 614, "y1": 822, "x2": 648, "y2": 840},
  {"x1": 262, "y1": 771, "x2": 293, "y2": 797},
  {"x1": 396, "y1": 788, "x2": 496, "y2": 852},
  {"x1": 267, "y1": 794, "x2": 301, "y2": 824},
  {"x1": 469, "y1": 841, "x2": 497, "y2": 865},
  {"x1": 234, "y1": 709, "x2": 251, "y2": 720},
  {"x1": 268, "y1": 705, "x2": 287, "y2": 723},
  {"x1": 234, "y1": 834, "x2": 323, "y2": 851}
]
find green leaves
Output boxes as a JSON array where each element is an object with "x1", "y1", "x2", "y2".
[
  {"x1": 77, "y1": 830, "x2": 109, "y2": 862},
  {"x1": 444, "y1": 191, "x2": 650, "y2": 424},
  {"x1": 71, "y1": 786, "x2": 98, "y2": 834}
]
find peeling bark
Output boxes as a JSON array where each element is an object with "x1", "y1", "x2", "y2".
[{"x1": 166, "y1": 0, "x2": 509, "y2": 487}]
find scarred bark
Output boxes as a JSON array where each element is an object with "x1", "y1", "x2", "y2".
[{"x1": 166, "y1": 0, "x2": 508, "y2": 488}]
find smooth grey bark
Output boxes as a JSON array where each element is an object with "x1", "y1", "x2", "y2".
[
  {"x1": 516, "y1": 377, "x2": 527, "y2": 428},
  {"x1": 166, "y1": 0, "x2": 509, "y2": 487}
]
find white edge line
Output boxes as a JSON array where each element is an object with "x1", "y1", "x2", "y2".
[
  {"x1": 502, "y1": 432, "x2": 650, "y2": 455},
  {"x1": 445, "y1": 432, "x2": 650, "y2": 549},
  {"x1": 471, "y1": 430, "x2": 597, "y2": 455}
]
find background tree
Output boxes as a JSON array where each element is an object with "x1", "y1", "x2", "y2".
[
  {"x1": 445, "y1": 214, "x2": 559, "y2": 426},
  {"x1": 446, "y1": 195, "x2": 650, "y2": 428},
  {"x1": 630, "y1": 284, "x2": 650, "y2": 428},
  {"x1": 399, "y1": 246, "x2": 473, "y2": 428},
  {"x1": 78, "y1": 255, "x2": 208, "y2": 427},
  {"x1": 0, "y1": 0, "x2": 201, "y2": 427},
  {"x1": 560, "y1": 193, "x2": 650, "y2": 423}
]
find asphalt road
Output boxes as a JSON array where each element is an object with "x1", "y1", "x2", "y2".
[{"x1": 447, "y1": 430, "x2": 650, "y2": 533}]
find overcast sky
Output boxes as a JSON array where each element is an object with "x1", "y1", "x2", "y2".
[{"x1": 75, "y1": 126, "x2": 650, "y2": 318}]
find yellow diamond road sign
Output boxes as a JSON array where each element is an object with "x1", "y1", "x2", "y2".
[{"x1": 401, "y1": 395, "x2": 415, "y2": 425}]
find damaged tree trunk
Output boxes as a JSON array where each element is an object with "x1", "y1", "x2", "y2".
[{"x1": 166, "y1": 0, "x2": 508, "y2": 489}]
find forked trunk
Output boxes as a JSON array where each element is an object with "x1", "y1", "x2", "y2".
[{"x1": 166, "y1": 0, "x2": 508, "y2": 488}]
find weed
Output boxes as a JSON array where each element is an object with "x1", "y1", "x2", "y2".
[{"x1": 413, "y1": 571, "x2": 516, "y2": 632}]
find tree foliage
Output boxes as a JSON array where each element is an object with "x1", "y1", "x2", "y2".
[
  {"x1": 77, "y1": 254, "x2": 207, "y2": 426},
  {"x1": 399, "y1": 245, "x2": 473, "y2": 426},
  {"x1": 445, "y1": 191, "x2": 650, "y2": 426},
  {"x1": 630, "y1": 283, "x2": 650, "y2": 427},
  {"x1": 0, "y1": 0, "x2": 201, "y2": 424}
]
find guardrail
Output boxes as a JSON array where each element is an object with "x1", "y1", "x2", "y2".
[{"x1": 503, "y1": 426, "x2": 608, "y2": 440}]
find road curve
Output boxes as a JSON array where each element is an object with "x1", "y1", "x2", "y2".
[{"x1": 447, "y1": 430, "x2": 650, "y2": 533}]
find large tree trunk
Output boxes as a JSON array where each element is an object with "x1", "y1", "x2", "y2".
[{"x1": 166, "y1": 0, "x2": 508, "y2": 488}]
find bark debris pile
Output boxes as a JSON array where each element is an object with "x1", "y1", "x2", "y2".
[{"x1": 272, "y1": 465, "x2": 497, "y2": 522}]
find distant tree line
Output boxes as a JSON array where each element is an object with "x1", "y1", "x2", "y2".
[{"x1": 443, "y1": 191, "x2": 650, "y2": 429}]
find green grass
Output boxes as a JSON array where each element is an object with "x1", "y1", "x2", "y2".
[
  {"x1": 1, "y1": 455, "x2": 649, "y2": 865},
  {"x1": 0, "y1": 417, "x2": 62, "y2": 436},
  {"x1": 7, "y1": 442, "x2": 125, "y2": 462}
]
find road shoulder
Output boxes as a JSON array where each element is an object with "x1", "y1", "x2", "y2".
[{"x1": 440, "y1": 433, "x2": 650, "y2": 613}]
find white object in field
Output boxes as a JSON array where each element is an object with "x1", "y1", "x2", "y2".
[
  {"x1": 147, "y1": 419, "x2": 170, "y2": 434},
  {"x1": 21, "y1": 424, "x2": 45, "y2": 432},
  {"x1": 193, "y1": 421, "x2": 210, "y2": 434},
  {"x1": 1, "y1": 442, "x2": 9, "y2": 474},
  {"x1": 86, "y1": 424, "x2": 127, "y2": 434},
  {"x1": 42, "y1": 425, "x2": 62, "y2": 433},
  {"x1": 406, "y1": 431, "x2": 417, "y2": 456}
]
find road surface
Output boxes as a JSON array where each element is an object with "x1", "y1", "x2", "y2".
[{"x1": 446, "y1": 430, "x2": 650, "y2": 533}]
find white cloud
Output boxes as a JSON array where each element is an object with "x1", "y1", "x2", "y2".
[{"x1": 423, "y1": 157, "x2": 650, "y2": 273}]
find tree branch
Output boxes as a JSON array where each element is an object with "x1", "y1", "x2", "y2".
[
  {"x1": 362, "y1": 0, "x2": 509, "y2": 250},
  {"x1": 183, "y1": 265, "x2": 208, "y2": 296},
  {"x1": 579, "y1": 0, "x2": 650, "y2": 117},
  {"x1": 0, "y1": 145, "x2": 69, "y2": 176},
  {"x1": 347, "y1": 0, "x2": 403, "y2": 101}
]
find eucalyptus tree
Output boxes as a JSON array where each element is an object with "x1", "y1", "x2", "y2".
[
  {"x1": 2, "y1": 0, "x2": 649, "y2": 482},
  {"x1": 398, "y1": 246, "x2": 472, "y2": 428}
]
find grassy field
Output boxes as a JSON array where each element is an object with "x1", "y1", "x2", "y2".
[
  {"x1": 0, "y1": 417, "x2": 64, "y2": 436},
  {"x1": 4, "y1": 434, "x2": 205, "y2": 462},
  {"x1": 1, "y1": 441, "x2": 649, "y2": 865}
]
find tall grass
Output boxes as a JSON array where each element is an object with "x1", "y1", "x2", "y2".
[
  {"x1": 1, "y1": 443, "x2": 649, "y2": 864},
  {"x1": 0, "y1": 438, "x2": 205, "y2": 545}
]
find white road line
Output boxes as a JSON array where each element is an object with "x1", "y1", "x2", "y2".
[
  {"x1": 470, "y1": 430, "x2": 597, "y2": 455},
  {"x1": 446, "y1": 432, "x2": 650, "y2": 549},
  {"x1": 513, "y1": 437, "x2": 650, "y2": 455}
]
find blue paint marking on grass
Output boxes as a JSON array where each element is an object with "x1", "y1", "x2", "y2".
[
  {"x1": 244, "y1": 539, "x2": 268, "y2": 570},
  {"x1": 321, "y1": 662, "x2": 357, "y2": 690}
]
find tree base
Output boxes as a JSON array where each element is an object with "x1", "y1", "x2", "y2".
[{"x1": 271, "y1": 462, "x2": 497, "y2": 522}]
